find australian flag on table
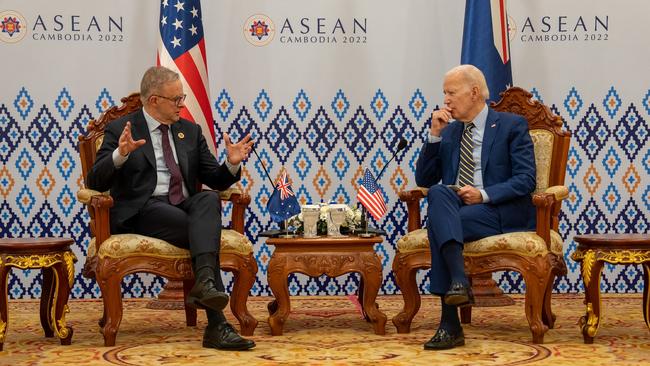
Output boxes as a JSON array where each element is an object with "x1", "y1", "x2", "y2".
[
  {"x1": 267, "y1": 171, "x2": 301, "y2": 223},
  {"x1": 461, "y1": 0, "x2": 513, "y2": 101}
]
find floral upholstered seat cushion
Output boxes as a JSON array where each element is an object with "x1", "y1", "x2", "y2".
[
  {"x1": 396, "y1": 228, "x2": 563, "y2": 256},
  {"x1": 88, "y1": 229, "x2": 253, "y2": 259}
]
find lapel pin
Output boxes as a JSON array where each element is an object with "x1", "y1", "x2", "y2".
[
  {"x1": 491, "y1": 123, "x2": 496, "y2": 128},
  {"x1": 178, "y1": 132, "x2": 185, "y2": 139}
]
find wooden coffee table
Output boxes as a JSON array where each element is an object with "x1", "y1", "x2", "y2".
[
  {"x1": 266, "y1": 235, "x2": 387, "y2": 335},
  {"x1": 572, "y1": 234, "x2": 650, "y2": 343},
  {"x1": 0, "y1": 237, "x2": 76, "y2": 350}
]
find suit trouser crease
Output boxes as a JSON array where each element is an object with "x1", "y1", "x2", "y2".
[
  {"x1": 133, "y1": 191, "x2": 225, "y2": 291},
  {"x1": 426, "y1": 185, "x2": 502, "y2": 295}
]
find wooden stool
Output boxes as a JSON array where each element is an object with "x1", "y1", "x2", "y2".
[
  {"x1": 572, "y1": 234, "x2": 650, "y2": 343},
  {"x1": 0, "y1": 237, "x2": 76, "y2": 350}
]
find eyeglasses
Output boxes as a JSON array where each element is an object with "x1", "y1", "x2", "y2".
[{"x1": 152, "y1": 93, "x2": 186, "y2": 106}]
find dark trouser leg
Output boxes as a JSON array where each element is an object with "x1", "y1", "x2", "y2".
[
  {"x1": 134, "y1": 192, "x2": 227, "y2": 310},
  {"x1": 426, "y1": 184, "x2": 502, "y2": 295},
  {"x1": 134, "y1": 191, "x2": 223, "y2": 257},
  {"x1": 439, "y1": 296, "x2": 461, "y2": 333}
]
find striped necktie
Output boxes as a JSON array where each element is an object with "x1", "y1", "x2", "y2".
[{"x1": 458, "y1": 122, "x2": 475, "y2": 187}]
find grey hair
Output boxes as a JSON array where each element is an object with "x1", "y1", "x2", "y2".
[
  {"x1": 445, "y1": 64, "x2": 490, "y2": 100},
  {"x1": 140, "y1": 66, "x2": 180, "y2": 103}
]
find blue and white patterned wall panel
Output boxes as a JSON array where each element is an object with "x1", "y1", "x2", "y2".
[{"x1": 1, "y1": 85, "x2": 648, "y2": 299}]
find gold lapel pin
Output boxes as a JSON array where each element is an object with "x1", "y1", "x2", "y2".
[{"x1": 178, "y1": 132, "x2": 185, "y2": 139}]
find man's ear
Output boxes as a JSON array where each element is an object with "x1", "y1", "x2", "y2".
[{"x1": 471, "y1": 85, "x2": 480, "y2": 101}]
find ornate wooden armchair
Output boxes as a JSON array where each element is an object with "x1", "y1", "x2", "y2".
[
  {"x1": 391, "y1": 87, "x2": 570, "y2": 344},
  {"x1": 76, "y1": 93, "x2": 258, "y2": 346}
]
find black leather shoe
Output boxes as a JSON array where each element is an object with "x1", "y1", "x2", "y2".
[
  {"x1": 203, "y1": 322, "x2": 256, "y2": 350},
  {"x1": 423, "y1": 328, "x2": 465, "y2": 350},
  {"x1": 187, "y1": 268, "x2": 229, "y2": 312},
  {"x1": 443, "y1": 282, "x2": 475, "y2": 307}
]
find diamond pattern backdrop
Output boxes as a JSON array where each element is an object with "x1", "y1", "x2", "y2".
[{"x1": 1, "y1": 85, "x2": 648, "y2": 299}]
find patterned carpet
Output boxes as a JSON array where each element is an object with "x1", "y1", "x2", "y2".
[{"x1": 1, "y1": 294, "x2": 649, "y2": 365}]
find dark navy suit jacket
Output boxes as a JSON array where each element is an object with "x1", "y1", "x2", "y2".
[
  {"x1": 87, "y1": 109, "x2": 239, "y2": 234},
  {"x1": 415, "y1": 107, "x2": 537, "y2": 233}
]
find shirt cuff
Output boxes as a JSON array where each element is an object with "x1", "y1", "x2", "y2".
[
  {"x1": 225, "y1": 159, "x2": 241, "y2": 176},
  {"x1": 427, "y1": 133, "x2": 442, "y2": 144},
  {"x1": 479, "y1": 189, "x2": 490, "y2": 203},
  {"x1": 112, "y1": 148, "x2": 129, "y2": 168}
]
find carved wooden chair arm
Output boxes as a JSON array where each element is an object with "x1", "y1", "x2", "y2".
[
  {"x1": 76, "y1": 188, "x2": 113, "y2": 251},
  {"x1": 212, "y1": 187, "x2": 251, "y2": 235},
  {"x1": 532, "y1": 185, "x2": 568, "y2": 250},
  {"x1": 542, "y1": 185, "x2": 569, "y2": 201},
  {"x1": 399, "y1": 187, "x2": 428, "y2": 233},
  {"x1": 77, "y1": 188, "x2": 109, "y2": 205}
]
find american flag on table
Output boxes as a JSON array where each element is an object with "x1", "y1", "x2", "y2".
[
  {"x1": 158, "y1": 0, "x2": 216, "y2": 154},
  {"x1": 357, "y1": 168, "x2": 387, "y2": 221}
]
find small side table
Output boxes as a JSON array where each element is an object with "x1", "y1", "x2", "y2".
[
  {"x1": 572, "y1": 234, "x2": 650, "y2": 344},
  {"x1": 266, "y1": 235, "x2": 387, "y2": 336},
  {"x1": 0, "y1": 237, "x2": 77, "y2": 350}
]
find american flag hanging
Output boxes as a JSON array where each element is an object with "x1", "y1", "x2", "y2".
[
  {"x1": 357, "y1": 168, "x2": 387, "y2": 221},
  {"x1": 158, "y1": 0, "x2": 216, "y2": 154}
]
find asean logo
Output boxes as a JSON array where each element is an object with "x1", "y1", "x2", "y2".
[
  {"x1": 0, "y1": 10, "x2": 27, "y2": 43},
  {"x1": 243, "y1": 14, "x2": 275, "y2": 46}
]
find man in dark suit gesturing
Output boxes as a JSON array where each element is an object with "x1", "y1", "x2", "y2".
[
  {"x1": 87, "y1": 66, "x2": 255, "y2": 350},
  {"x1": 416, "y1": 65, "x2": 536, "y2": 350}
]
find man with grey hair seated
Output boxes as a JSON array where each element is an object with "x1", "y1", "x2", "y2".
[
  {"x1": 416, "y1": 65, "x2": 536, "y2": 350},
  {"x1": 87, "y1": 66, "x2": 256, "y2": 350}
]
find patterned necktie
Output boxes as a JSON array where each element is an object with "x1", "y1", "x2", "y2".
[
  {"x1": 158, "y1": 124, "x2": 185, "y2": 205},
  {"x1": 457, "y1": 122, "x2": 475, "y2": 187}
]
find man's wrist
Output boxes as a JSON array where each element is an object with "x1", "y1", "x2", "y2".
[{"x1": 225, "y1": 158, "x2": 241, "y2": 176}]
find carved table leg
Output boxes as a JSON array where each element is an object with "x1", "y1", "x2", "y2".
[
  {"x1": 359, "y1": 262, "x2": 387, "y2": 335},
  {"x1": 40, "y1": 267, "x2": 55, "y2": 337},
  {"x1": 52, "y1": 262, "x2": 73, "y2": 345},
  {"x1": 643, "y1": 262, "x2": 650, "y2": 329},
  {"x1": 0, "y1": 265, "x2": 9, "y2": 351},
  {"x1": 267, "y1": 255, "x2": 290, "y2": 336},
  {"x1": 228, "y1": 256, "x2": 259, "y2": 336},
  {"x1": 357, "y1": 276, "x2": 370, "y2": 322},
  {"x1": 580, "y1": 257, "x2": 604, "y2": 344},
  {"x1": 391, "y1": 252, "x2": 425, "y2": 333}
]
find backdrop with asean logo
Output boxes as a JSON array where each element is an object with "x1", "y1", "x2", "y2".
[{"x1": 0, "y1": 0, "x2": 648, "y2": 299}]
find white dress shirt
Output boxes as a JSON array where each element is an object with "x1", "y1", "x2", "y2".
[{"x1": 427, "y1": 104, "x2": 490, "y2": 203}]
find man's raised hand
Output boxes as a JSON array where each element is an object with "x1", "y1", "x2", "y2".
[
  {"x1": 118, "y1": 121, "x2": 146, "y2": 156},
  {"x1": 224, "y1": 133, "x2": 253, "y2": 165}
]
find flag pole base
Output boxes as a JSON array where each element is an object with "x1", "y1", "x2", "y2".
[
  {"x1": 358, "y1": 233, "x2": 374, "y2": 238},
  {"x1": 279, "y1": 234, "x2": 296, "y2": 238}
]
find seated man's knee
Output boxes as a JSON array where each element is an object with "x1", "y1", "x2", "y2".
[
  {"x1": 427, "y1": 184, "x2": 452, "y2": 202},
  {"x1": 195, "y1": 191, "x2": 222, "y2": 212}
]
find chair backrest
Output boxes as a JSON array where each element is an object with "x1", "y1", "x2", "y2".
[
  {"x1": 491, "y1": 87, "x2": 571, "y2": 230},
  {"x1": 78, "y1": 93, "x2": 142, "y2": 182}
]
